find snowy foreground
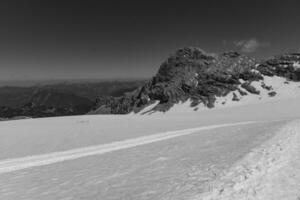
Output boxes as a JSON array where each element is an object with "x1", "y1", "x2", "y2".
[
  {"x1": 192, "y1": 120, "x2": 300, "y2": 200},
  {"x1": 0, "y1": 97, "x2": 300, "y2": 199}
]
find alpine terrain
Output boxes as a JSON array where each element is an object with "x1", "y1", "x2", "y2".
[
  {"x1": 1, "y1": 48, "x2": 300, "y2": 200},
  {"x1": 92, "y1": 47, "x2": 300, "y2": 114}
]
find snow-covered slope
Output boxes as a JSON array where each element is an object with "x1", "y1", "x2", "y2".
[
  {"x1": 1, "y1": 96, "x2": 300, "y2": 199},
  {"x1": 192, "y1": 120, "x2": 300, "y2": 200},
  {"x1": 137, "y1": 75, "x2": 300, "y2": 114},
  {"x1": 1, "y1": 94, "x2": 300, "y2": 160}
]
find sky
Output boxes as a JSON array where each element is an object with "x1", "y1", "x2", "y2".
[{"x1": 0, "y1": 0, "x2": 300, "y2": 82}]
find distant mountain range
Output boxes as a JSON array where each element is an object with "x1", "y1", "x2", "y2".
[
  {"x1": 1, "y1": 47, "x2": 300, "y2": 119},
  {"x1": 91, "y1": 47, "x2": 300, "y2": 114},
  {"x1": 0, "y1": 81, "x2": 144, "y2": 119}
]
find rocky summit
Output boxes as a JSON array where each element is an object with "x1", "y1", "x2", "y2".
[{"x1": 92, "y1": 47, "x2": 300, "y2": 114}]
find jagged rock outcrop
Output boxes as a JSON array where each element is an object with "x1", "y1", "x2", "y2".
[
  {"x1": 257, "y1": 53, "x2": 300, "y2": 80},
  {"x1": 92, "y1": 48, "x2": 300, "y2": 115},
  {"x1": 92, "y1": 48, "x2": 257, "y2": 114}
]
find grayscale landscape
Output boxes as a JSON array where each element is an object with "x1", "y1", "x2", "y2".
[{"x1": 0, "y1": 1, "x2": 300, "y2": 200}]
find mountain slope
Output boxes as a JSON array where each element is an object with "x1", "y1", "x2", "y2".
[
  {"x1": 92, "y1": 48, "x2": 300, "y2": 114},
  {"x1": 0, "y1": 81, "x2": 143, "y2": 119},
  {"x1": 1, "y1": 97, "x2": 300, "y2": 200}
]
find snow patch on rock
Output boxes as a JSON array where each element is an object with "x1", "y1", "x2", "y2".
[
  {"x1": 293, "y1": 61, "x2": 300, "y2": 69},
  {"x1": 213, "y1": 75, "x2": 300, "y2": 109},
  {"x1": 134, "y1": 75, "x2": 300, "y2": 115}
]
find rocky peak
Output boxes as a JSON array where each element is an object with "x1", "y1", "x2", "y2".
[
  {"x1": 92, "y1": 48, "x2": 300, "y2": 115},
  {"x1": 156, "y1": 47, "x2": 215, "y2": 82}
]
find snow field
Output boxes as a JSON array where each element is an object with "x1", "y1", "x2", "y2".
[
  {"x1": 192, "y1": 120, "x2": 300, "y2": 200},
  {"x1": 0, "y1": 121, "x2": 256, "y2": 174}
]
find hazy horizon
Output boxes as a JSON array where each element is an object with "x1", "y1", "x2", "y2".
[
  {"x1": 1, "y1": 0, "x2": 300, "y2": 82},
  {"x1": 0, "y1": 77, "x2": 148, "y2": 87}
]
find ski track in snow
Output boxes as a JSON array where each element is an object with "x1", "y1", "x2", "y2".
[
  {"x1": 0, "y1": 121, "x2": 257, "y2": 175},
  {"x1": 191, "y1": 120, "x2": 300, "y2": 200}
]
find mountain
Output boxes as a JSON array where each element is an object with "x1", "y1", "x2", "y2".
[
  {"x1": 0, "y1": 81, "x2": 143, "y2": 119},
  {"x1": 0, "y1": 81, "x2": 144, "y2": 108},
  {"x1": 0, "y1": 89, "x2": 94, "y2": 118},
  {"x1": 91, "y1": 47, "x2": 300, "y2": 114},
  {"x1": 1, "y1": 48, "x2": 299, "y2": 118}
]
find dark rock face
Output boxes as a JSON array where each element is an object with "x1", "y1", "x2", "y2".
[
  {"x1": 232, "y1": 93, "x2": 239, "y2": 101},
  {"x1": 257, "y1": 53, "x2": 300, "y2": 81},
  {"x1": 0, "y1": 106, "x2": 22, "y2": 118},
  {"x1": 91, "y1": 49, "x2": 300, "y2": 115},
  {"x1": 268, "y1": 91, "x2": 277, "y2": 97},
  {"x1": 241, "y1": 82, "x2": 260, "y2": 94},
  {"x1": 92, "y1": 47, "x2": 262, "y2": 114},
  {"x1": 261, "y1": 82, "x2": 272, "y2": 91}
]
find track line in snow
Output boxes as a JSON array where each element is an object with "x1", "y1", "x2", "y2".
[
  {"x1": 191, "y1": 120, "x2": 300, "y2": 200},
  {"x1": 0, "y1": 121, "x2": 257, "y2": 174}
]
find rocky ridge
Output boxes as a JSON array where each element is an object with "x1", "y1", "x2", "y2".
[{"x1": 92, "y1": 48, "x2": 300, "y2": 114}]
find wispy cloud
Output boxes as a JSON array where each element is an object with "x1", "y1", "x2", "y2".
[{"x1": 233, "y1": 38, "x2": 269, "y2": 53}]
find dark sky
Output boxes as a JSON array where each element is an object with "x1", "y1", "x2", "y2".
[{"x1": 0, "y1": 0, "x2": 300, "y2": 82}]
